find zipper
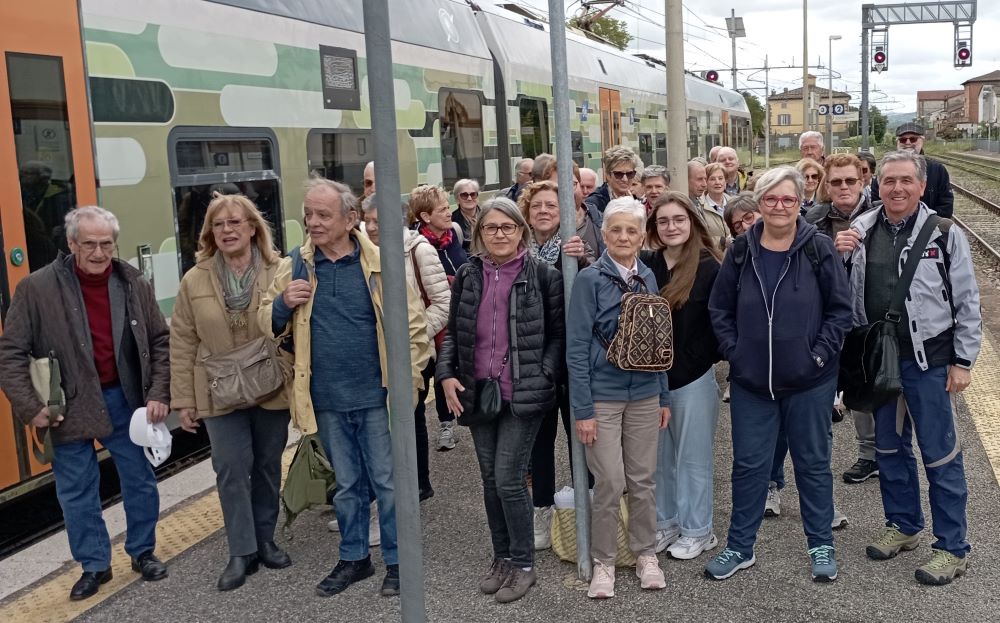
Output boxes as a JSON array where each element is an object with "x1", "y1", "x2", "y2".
[
  {"x1": 488, "y1": 263, "x2": 500, "y2": 378},
  {"x1": 751, "y1": 253, "x2": 792, "y2": 400}
]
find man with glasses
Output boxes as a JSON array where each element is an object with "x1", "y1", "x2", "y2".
[
  {"x1": 799, "y1": 131, "x2": 826, "y2": 165},
  {"x1": 583, "y1": 146, "x2": 642, "y2": 215},
  {"x1": 0, "y1": 206, "x2": 171, "y2": 601},
  {"x1": 363, "y1": 161, "x2": 376, "y2": 199},
  {"x1": 504, "y1": 158, "x2": 534, "y2": 201},
  {"x1": 870, "y1": 124, "x2": 953, "y2": 218}
]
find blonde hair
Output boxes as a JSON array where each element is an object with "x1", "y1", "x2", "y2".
[
  {"x1": 408, "y1": 185, "x2": 450, "y2": 226},
  {"x1": 704, "y1": 162, "x2": 726, "y2": 180},
  {"x1": 196, "y1": 193, "x2": 279, "y2": 263}
]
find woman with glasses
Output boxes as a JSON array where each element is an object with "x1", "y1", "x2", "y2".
[
  {"x1": 796, "y1": 158, "x2": 825, "y2": 213},
  {"x1": 437, "y1": 197, "x2": 564, "y2": 603},
  {"x1": 170, "y1": 193, "x2": 291, "y2": 591},
  {"x1": 452, "y1": 179, "x2": 481, "y2": 250},
  {"x1": 857, "y1": 151, "x2": 877, "y2": 202},
  {"x1": 723, "y1": 192, "x2": 761, "y2": 238},
  {"x1": 706, "y1": 167, "x2": 852, "y2": 583},
  {"x1": 583, "y1": 145, "x2": 642, "y2": 215}
]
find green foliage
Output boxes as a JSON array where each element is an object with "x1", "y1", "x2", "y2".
[
  {"x1": 741, "y1": 92, "x2": 765, "y2": 138},
  {"x1": 569, "y1": 15, "x2": 633, "y2": 50},
  {"x1": 869, "y1": 105, "x2": 888, "y2": 143}
]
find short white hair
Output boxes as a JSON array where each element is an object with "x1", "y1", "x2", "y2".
[
  {"x1": 799, "y1": 131, "x2": 824, "y2": 148},
  {"x1": 65, "y1": 206, "x2": 120, "y2": 242},
  {"x1": 601, "y1": 197, "x2": 645, "y2": 231}
]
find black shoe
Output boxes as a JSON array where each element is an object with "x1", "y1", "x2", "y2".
[
  {"x1": 130, "y1": 551, "x2": 168, "y2": 581},
  {"x1": 217, "y1": 555, "x2": 260, "y2": 591},
  {"x1": 380, "y1": 564, "x2": 400, "y2": 596},
  {"x1": 315, "y1": 557, "x2": 375, "y2": 597},
  {"x1": 843, "y1": 458, "x2": 879, "y2": 483},
  {"x1": 258, "y1": 541, "x2": 292, "y2": 569},
  {"x1": 70, "y1": 569, "x2": 112, "y2": 601},
  {"x1": 832, "y1": 407, "x2": 845, "y2": 423},
  {"x1": 419, "y1": 487, "x2": 435, "y2": 502}
]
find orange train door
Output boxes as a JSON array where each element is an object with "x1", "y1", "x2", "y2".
[
  {"x1": 598, "y1": 87, "x2": 621, "y2": 154},
  {"x1": 0, "y1": 0, "x2": 97, "y2": 493}
]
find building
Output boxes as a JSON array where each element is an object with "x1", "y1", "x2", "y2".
[
  {"x1": 917, "y1": 90, "x2": 965, "y2": 137},
  {"x1": 962, "y1": 70, "x2": 1000, "y2": 124},
  {"x1": 767, "y1": 75, "x2": 851, "y2": 148}
]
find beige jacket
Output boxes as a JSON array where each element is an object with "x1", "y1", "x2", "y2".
[
  {"x1": 403, "y1": 230, "x2": 451, "y2": 337},
  {"x1": 170, "y1": 254, "x2": 289, "y2": 418}
]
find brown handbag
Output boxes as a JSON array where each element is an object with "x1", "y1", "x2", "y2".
[
  {"x1": 202, "y1": 336, "x2": 288, "y2": 414},
  {"x1": 594, "y1": 274, "x2": 674, "y2": 372}
]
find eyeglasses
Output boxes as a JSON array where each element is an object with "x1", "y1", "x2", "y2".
[
  {"x1": 459, "y1": 191, "x2": 479, "y2": 200},
  {"x1": 803, "y1": 173, "x2": 821, "y2": 181},
  {"x1": 860, "y1": 167, "x2": 870, "y2": 174},
  {"x1": 529, "y1": 201, "x2": 559, "y2": 212},
  {"x1": 212, "y1": 218, "x2": 247, "y2": 230},
  {"x1": 655, "y1": 216, "x2": 689, "y2": 228},
  {"x1": 610, "y1": 170, "x2": 637, "y2": 181},
  {"x1": 827, "y1": 177, "x2": 860, "y2": 187},
  {"x1": 739, "y1": 211, "x2": 758, "y2": 223},
  {"x1": 482, "y1": 223, "x2": 520, "y2": 236},
  {"x1": 898, "y1": 135, "x2": 922, "y2": 144},
  {"x1": 78, "y1": 240, "x2": 116, "y2": 253},
  {"x1": 762, "y1": 195, "x2": 799, "y2": 208}
]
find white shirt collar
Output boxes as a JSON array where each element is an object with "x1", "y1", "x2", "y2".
[{"x1": 611, "y1": 256, "x2": 638, "y2": 283}]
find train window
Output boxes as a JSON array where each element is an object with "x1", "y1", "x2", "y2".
[
  {"x1": 638, "y1": 133, "x2": 653, "y2": 168},
  {"x1": 518, "y1": 97, "x2": 549, "y2": 159},
  {"x1": 90, "y1": 77, "x2": 174, "y2": 123},
  {"x1": 6, "y1": 53, "x2": 76, "y2": 272},
  {"x1": 439, "y1": 88, "x2": 485, "y2": 189},
  {"x1": 655, "y1": 133, "x2": 667, "y2": 167},
  {"x1": 306, "y1": 130, "x2": 372, "y2": 197},
  {"x1": 571, "y1": 131, "x2": 584, "y2": 167},
  {"x1": 169, "y1": 129, "x2": 283, "y2": 275}
]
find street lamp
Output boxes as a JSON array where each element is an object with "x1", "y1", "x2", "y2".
[
  {"x1": 827, "y1": 34, "x2": 842, "y2": 150},
  {"x1": 725, "y1": 10, "x2": 746, "y2": 91}
]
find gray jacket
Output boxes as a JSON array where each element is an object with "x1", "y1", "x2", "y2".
[{"x1": 846, "y1": 203, "x2": 981, "y2": 370}]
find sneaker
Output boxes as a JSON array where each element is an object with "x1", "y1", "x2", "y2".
[
  {"x1": 722, "y1": 385, "x2": 731, "y2": 403},
  {"x1": 587, "y1": 560, "x2": 615, "y2": 599},
  {"x1": 327, "y1": 519, "x2": 339, "y2": 532},
  {"x1": 808, "y1": 545, "x2": 838, "y2": 582},
  {"x1": 832, "y1": 507, "x2": 848, "y2": 530},
  {"x1": 315, "y1": 557, "x2": 375, "y2": 597},
  {"x1": 765, "y1": 485, "x2": 781, "y2": 517},
  {"x1": 635, "y1": 554, "x2": 666, "y2": 590},
  {"x1": 843, "y1": 458, "x2": 879, "y2": 483},
  {"x1": 533, "y1": 506, "x2": 553, "y2": 550},
  {"x1": 437, "y1": 421, "x2": 457, "y2": 451},
  {"x1": 704, "y1": 548, "x2": 755, "y2": 580},
  {"x1": 479, "y1": 558, "x2": 509, "y2": 595},
  {"x1": 866, "y1": 524, "x2": 921, "y2": 560},
  {"x1": 654, "y1": 526, "x2": 680, "y2": 553},
  {"x1": 495, "y1": 566, "x2": 536, "y2": 603},
  {"x1": 667, "y1": 534, "x2": 719, "y2": 560},
  {"x1": 831, "y1": 406, "x2": 845, "y2": 423},
  {"x1": 915, "y1": 549, "x2": 967, "y2": 586},
  {"x1": 380, "y1": 564, "x2": 400, "y2": 596}
]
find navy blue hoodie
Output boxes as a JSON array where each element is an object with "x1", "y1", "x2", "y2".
[{"x1": 708, "y1": 216, "x2": 853, "y2": 399}]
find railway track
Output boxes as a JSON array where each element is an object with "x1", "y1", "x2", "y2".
[
  {"x1": 937, "y1": 153, "x2": 1000, "y2": 183},
  {"x1": 951, "y1": 183, "x2": 1000, "y2": 266}
]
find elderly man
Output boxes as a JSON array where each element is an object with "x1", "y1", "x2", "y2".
[
  {"x1": 0, "y1": 206, "x2": 170, "y2": 600},
  {"x1": 688, "y1": 160, "x2": 708, "y2": 208},
  {"x1": 640, "y1": 165, "x2": 670, "y2": 214},
  {"x1": 261, "y1": 178, "x2": 430, "y2": 598},
  {"x1": 686, "y1": 160, "x2": 728, "y2": 248},
  {"x1": 799, "y1": 131, "x2": 826, "y2": 164},
  {"x1": 835, "y1": 150, "x2": 981, "y2": 586},
  {"x1": 716, "y1": 147, "x2": 745, "y2": 195},
  {"x1": 583, "y1": 146, "x2": 641, "y2": 214},
  {"x1": 362, "y1": 161, "x2": 376, "y2": 199},
  {"x1": 504, "y1": 158, "x2": 534, "y2": 201},
  {"x1": 580, "y1": 167, "x2": 599, "y2": 198},
  {"x1": 870, "y1": 123, "x2": 953, "y2": 218},
  {"x1": 709, "y1": 145, "x2": 723, "y2": 163}
]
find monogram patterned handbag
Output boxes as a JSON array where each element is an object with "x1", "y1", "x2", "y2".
[{"x1": 593, "y1": 274, "x2": 674, "y2": 372}]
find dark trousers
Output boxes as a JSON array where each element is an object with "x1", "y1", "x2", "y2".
[
  {"x1": 203, "y1": 406, "x2": 290, "y2": 557},
  {"x1": 415, "y1": 359, "x2": 439, "y2": 492},
  {"x1": 530, "y1": 385, "x2": 593, "y2": 507},
  {"x1": 420, "y1": 355, "x2": 453, "y2": 425},
  {"x1": 469, "y1": 404, "x2": 543, "y2": 567}
]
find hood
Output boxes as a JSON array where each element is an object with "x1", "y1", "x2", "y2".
[
  {"x1": 402, "y1": 229, "x2": 427, "y2": 253},
  {"x1": 745, "y1": 215, "x2": 819, "y2": 258}
]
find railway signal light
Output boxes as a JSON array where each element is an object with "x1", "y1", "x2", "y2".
[
  {"x1": 702, "y1": 70, "x2": 719, "y2": 82},
  {"x1": 955, "y1": 41, "x2": 972, "y2": 67},
  {"x1": 872, "y1": 45, "x2": 887, "y2": 73}
]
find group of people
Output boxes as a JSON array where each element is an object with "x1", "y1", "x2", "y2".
[{"x1": 0, "y1": 120, "x2": 980, "y2": 606}]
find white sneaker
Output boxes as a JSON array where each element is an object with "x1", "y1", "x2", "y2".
[
  {"x1": 654, "y1": 526, "x2": 680, "y2": 553},
  {"x1": 832, "y1": 507, "x2": 848, "y2": 530},
  {"x1": 667, "y1": 534, "x2": 719, "y2": 560},
  {"x1": 328, "y1": 506, "x2": 380, "y2": 547},
  {"x1": 438, "y1": 421, "x2": 457, "y2": 451},
  {"x1": 533, "y1": 506, "x2": 553, "y2": 550},
  {"x1": 327, "y1": 518, "x2": 339, "y2": 532},
  {"x1": 636, "y1": 554, "x2": 666, "y2": 590},
  {"x1": 765, "y1": 486, "x2": 781, "y2": 517},
  {"x1": 587, "y1": 560, "x2": 616, "y2": 599}
]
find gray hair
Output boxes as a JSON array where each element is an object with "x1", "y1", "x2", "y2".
[
  {"x1": 65, "y1": 206, "x2": 120, "y2": 242},
  {"x1": 641, "y1": 164, "x2": 669, "y2": 185},
  {"x1": 304, "y1": 176, "x2": 358, "y2": 217},
  {"x1": 471, "y1": 196, "x2": 532, "y2": 255},
  {"x1": 453, "y1": 178, "x2": 480, "y2": 195},
  {"x1": 601, "y1": 197, "x2": 646, "y2": 231},
  {"x1": 689, "y1": 157, "x2": 708, "y2": 167},
  {"x1": 878, "y1": 150, "x2": 927, "y2": 183},
  {"x1": 531, "y1": 154, "x2": 554, "y2": 181},
  {"x1": 515, "y1": 158, "x2": 534, "y2": 174},
  {"x1": 362, "y1": 193, "x2": 410, "y2": 226},
  {"x1": 799, "y1": 131, "x2": 824, "y2": 148},
  {"x1": 723, "y1": 192, "x2": 759, "y2": 234},
  {"x1": 753, "y1": 166, "x2": 804, "y2": 204},
  {"x1": 602, "y1": 145, "x2": 641, "y2": 173}
]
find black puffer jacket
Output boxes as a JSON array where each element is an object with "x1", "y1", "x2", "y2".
[{"x1": 436, "y1": 254, "x2": 565, "y2": 419}]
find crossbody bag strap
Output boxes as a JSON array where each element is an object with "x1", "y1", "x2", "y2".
[
  {"x1": 886, "y1": 214, "x2": 940, "y2": 323},
  {"x1": 409, "y1": 246, "x2": 431, "y2": 307}
]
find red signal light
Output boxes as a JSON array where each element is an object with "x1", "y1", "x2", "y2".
[
  {"x1": 958, "y1": 48, "x2": 970, "y2": 60},
  {"x1": 873, "y1": 51, "x2": 886, "y2": 64},
  {"x1": 705, "y1": 70, "x2": 719, "y2": 82}
]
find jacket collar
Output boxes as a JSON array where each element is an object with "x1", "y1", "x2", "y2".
[
  {"x1": 745, "y1": 215, "x2": 819, "y2": 257},
  {"x1": 300, "y1": 229, "x2": 381, "y2": 277}
]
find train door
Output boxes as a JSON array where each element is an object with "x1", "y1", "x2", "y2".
[
  {"x1": 0, "y1": 0, "x2": 97, "y2": 494},
  {"x1": 599, "y1": 87, "x2": 621, "y2": 154}
]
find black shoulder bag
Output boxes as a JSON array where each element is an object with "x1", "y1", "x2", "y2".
[{"x1": 840, "y1": 215, "x2": 940, "y2": 412}]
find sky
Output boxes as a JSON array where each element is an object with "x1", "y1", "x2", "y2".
[{"x1": 518, "y1": 0, "x2": 999, "y2": 114}]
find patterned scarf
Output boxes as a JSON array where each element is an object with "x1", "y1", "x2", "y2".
[
  {"x1": 528, "y1": 231, "x2": 562, "y2": 265},
  {"x1": 214, "y1": 244, "x2": 260, "y2": 329},
  {"x1": 419, "y1": 223, "x2": 454, "y2": 249}
]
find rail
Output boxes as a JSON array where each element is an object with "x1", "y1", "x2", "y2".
[{"x1": 951, "y1": 182, "x2": 1000, "y2": 265}]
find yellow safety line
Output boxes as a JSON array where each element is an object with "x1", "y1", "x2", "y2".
[{"x1": 962, "y1": 328, "x2": 1000, "y2": 485}]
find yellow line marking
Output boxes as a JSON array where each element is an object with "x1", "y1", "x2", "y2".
[{"x1": 963, "y1": 328, "x2": 1000, "y2": 485}]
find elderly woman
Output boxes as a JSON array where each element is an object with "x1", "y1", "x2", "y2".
[
  {"x1": 706, "y1": 166, "x2": 852, "y2": 582},
  {"x1": 641, "y1": 192, "x2": 723, "y2": 561},
  {"x1": 640, "y1": 165, "x2": 670, "y2": 215},
  {"x1": 437, "y1": 197, "x2": 564, "y2": 604},
  {"x1": 170, "y1": 193, "x2": 291, "y2": 591},
  {"x1": 583, "y1": 145, "x2": 642, "y2": 214},
  {"x1": 567, "y1": 197, "x2": 671, "y2": 599},
  {"x1": 704, "y1": 163, "x2": 729, "y2": 217},
  {"x1": 796, "y1": 158, "x2": 825, "y2": 212},
  {"x1": 452, "y1": 178, "x2": 481, "y2": 250},
  {"x1": 723, "y1": 192, "x2": 760, "y2": 237}
]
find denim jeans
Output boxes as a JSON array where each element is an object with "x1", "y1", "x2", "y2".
[
  {"x1": 469, "y1": 404, "x2": 543, "y2": 568},
  {"x1": 315, "y1": 406, "x2": 397, "y2": 566},
  {"x1": 726, "y1": 377, "x2": 837, "y2": 556},
  {"x1": 655, "y1": 367, "x2": 720, "y2": 538},
  {"x1": 51, "y1": 385, "x2": 159, "y2": 571},
  {"x1": 874, "y1": 362, "x2": 969, "y2": 557}
]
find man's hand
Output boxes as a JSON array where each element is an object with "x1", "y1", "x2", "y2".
[
  {"x1": 946, "y1": 366, "x2": 972, "y2": 393},
  {"x1": 659, "y1": 407, "x2": 671, "y2": 430},
  {"x1": 146, "y1": 400, "x2": 169, "y2": 423},
  {"x1": 834, "y1": 229, "x2": 862, "y2": 254},
  {"x1": 576, "y1": 418, "x2": 597, "y2": 446},
  {"x1": 282, "y1": 279, "x2": 312, "y2": 309},
  {"x1": 31, "y1": 406, "x2": 62, "y2": 428},
  {"x1": 178, "y1": 408, "x2": 200, "y2": 433}
]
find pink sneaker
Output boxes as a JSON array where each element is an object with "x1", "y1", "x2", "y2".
[
  {"x1": 587, "y1": 560, "x2": 616, "y2": 599},
  {"x1": 636, "y1": 554, "x2": 666, "y2": 590}
]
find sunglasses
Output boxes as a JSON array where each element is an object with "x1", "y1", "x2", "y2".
[
  {"x1": 610, "y1": 170, "x2": 637, "y2": 181},
  {"x1": 804, "y1": 173, "x2": 821, "y2": 181},
  {"x1": 898, "y1": 135, "x2": 922, "y2": 144},
  {"x1": 458, "y1": 191, "x2": 479, "y2": 200},
  {"x1": 827, "y1": 177, "x2": 860, "y2": 187}
]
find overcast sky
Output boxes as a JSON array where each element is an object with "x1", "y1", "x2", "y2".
[{"x1": 519, "y1": 0, "x2": 999, "y2": 113}]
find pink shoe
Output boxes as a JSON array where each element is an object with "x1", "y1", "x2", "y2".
[
  {"x1": 636, "y1": 554, "x2": 666, "y2": 590},
  {"x1": 587, "y1": 560, "x2": 616, "y2": 599}
]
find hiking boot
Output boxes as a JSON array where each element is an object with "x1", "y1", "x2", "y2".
[
  {"x1": 915, "y1": 549, "x2": 967, "y2": 586},
  {"x1": 654, "y1": 526, "x2": 680, "y2": 553},
  {"x1": 587, "y1": 560, "x2": 616, "y2": 599},
  {"x1": 315, "y1": 557, "x2": 375, "y2": 597},
  {"x1": 866, "y1": 524, "x2": 921, "y2": 560},
  {"x1": 635, "y1": 554, "x2": 666, "y2": 590},
  {"x1": 380, "y1": 564, "x2": 400, "y2": 596},
  {"x1": 437, "y1": 421, "x2": 457, "y2": 451},
  {"x1": 533, "y1": 506, "x2": 553, "y2": 550},
  {"x1": 479, "y1": 558, "x2": 509, "y2": 595},
  {"x1": 668, "y1": 534, "x2": 719, "y2": 560},
  {"x1": 704, "y1": 548, "x2": 755, "y2": 580},
  {"x1": 765, "y1": 485, "x2": 781, "y2": 517},
  {"x1": 495, "y1": 566, "x2": 536, "y2": 603},
  {"x1": 832, "y1": 507, "x2": 849, "y2": 530},
  {"x1": 843, "y1": 458, "x2": 879, "y2": 483},
  {"x1": 809, "y1": 545, "x2": 838, "y2": 582}
]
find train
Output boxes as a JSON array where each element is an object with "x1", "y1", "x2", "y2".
[{"x1": 0, "y1": 0, "x2": 750, "y2": 539}]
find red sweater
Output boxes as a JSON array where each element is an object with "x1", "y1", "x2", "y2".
[{"x1": 76, "y1": 264, "x2": 119, "y2": 385}]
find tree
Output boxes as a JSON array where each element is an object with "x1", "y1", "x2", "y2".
[
  {"x1": 742, "y1": 91, "x2": 765, "y2": 138},
  {"x1": 569, "y1": 15, "x2": 632, "y2": 50},
  {"x1": 869, "y1": 105, "x2": 888, "y2": 143}
]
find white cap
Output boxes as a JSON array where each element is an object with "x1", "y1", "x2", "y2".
[{"x1": 129, "y1": 407, "x2": 172, "y2": 468}]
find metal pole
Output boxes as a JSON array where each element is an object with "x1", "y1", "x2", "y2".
[
  {"x1": 827, "y1": 37, "x2": 833, "y2": 149},
  {"x1": 802, "y1": 0, "x2": 809, "y2": 137},
  {"x1": 666, "y1": 0, "x2": 688, "y2": 191},
  {"x1": 731, "y1": 9, "x2": 738, "y2": 91},
  {"x1": 547, "y1": 0, "x2": 592, "y2": 584},
  {"x1": 765, "y1": 55, "x2": 771, "y2": 168},
  {"x1": 861, "y1": 11, "x2": 870, "y2": 150},
  {"x1": 361, "y1": 2, "x2": 425, "y2": 620}
]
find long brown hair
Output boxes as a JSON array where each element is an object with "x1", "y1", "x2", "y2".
[
  {"x1": 196, "y1": 192, "x2": 280, "y2": 264},
  {"x1": 645, "y1": 191, "x2": 722, "y2": 309}
]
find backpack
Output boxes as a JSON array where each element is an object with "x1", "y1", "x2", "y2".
[
  {"x1": 730, "y1": 232, "x2": 822, "y2": 291},
  {"x1": 281, "y1": 433, "x2": 336, "y2": 536},
  {"x1": 593, "y1": 274, "x2": 674, "y2": 372}
]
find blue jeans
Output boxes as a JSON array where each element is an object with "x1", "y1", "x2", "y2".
[
  {"x1": 315, "y1": 406, "x2": 397, "y2": 566},
  {"x1": 52, "y1": 385, "x2": 159, "y2": 571},
  {"x1": 469, "y1": 404, "x2": 543, "y2": 568},
  {"x1": 655, "y1": 367, "x2": 720, "y2": 538},
  {"x1": 874, "y1": 362, "x2": 969, "y2": 557},
  {"x1": 726, "y1": 377, "x2": 836, "y2": 556}
]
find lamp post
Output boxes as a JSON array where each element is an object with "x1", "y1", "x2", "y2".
[{"x1": 827, "y1": 34, "x2": 842, "y2": 150}]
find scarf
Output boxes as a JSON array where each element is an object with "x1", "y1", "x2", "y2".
[
  {"x1": 419, "y1": 223, "x2": 454, "y2": 249},
  {"x1": 528, "y1": 231, "x2": 562, "y2": 265},
  {"x1": 214, "y1": 244, "x2": 260, "y2": 329}
]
